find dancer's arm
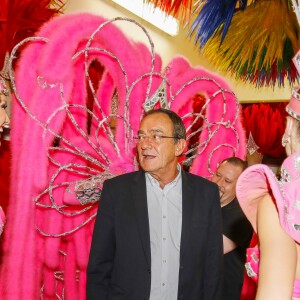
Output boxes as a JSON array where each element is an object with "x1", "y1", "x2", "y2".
[{"x1": 256, "y1": 194, "x2": 296, "y2": 300}]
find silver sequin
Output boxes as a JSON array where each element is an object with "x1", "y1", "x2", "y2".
[{"x1": 245, "y1": 262, "x2": 257, "y2": 278}]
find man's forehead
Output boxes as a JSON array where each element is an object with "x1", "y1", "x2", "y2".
[
  {"x1": 139, "y1": 113, "x2": 173, "y2": 130},
  {"x1": 142, "y1": 112, "x2": 170, "y2": 122},
  {"x1": 217, "y1": 161, "x2": 243, "y2": 177},
  {"x1": 218, "y1": 160, "x2": 241, "y2": 169}
]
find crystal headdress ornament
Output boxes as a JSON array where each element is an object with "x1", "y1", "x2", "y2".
[
  {"x1": 246, "y1": 132, "x2": 260, "y2": 155},
  {"x1": 142, "y1": 80, "x2": 169, "y2": 111},
  {"x1": 0, "y1": 77, "x2": 9, "y2": 98},
  {"x1": 0, "y1": 53, "x2": 10, "y2": 97},
  {"x1": 0, "y1": 13, "x2": 246, "y2": 299}
]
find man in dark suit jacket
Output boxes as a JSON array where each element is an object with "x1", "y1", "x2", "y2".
[{"x1": 87, "y1": 109, "x2": 223, "y2": 300}]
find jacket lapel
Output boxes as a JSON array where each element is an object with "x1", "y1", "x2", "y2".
[
  {"x1": 132, "y1": 171, "x2": 151, "y2": 268},
  {"x1": 180, "y1": 171, "x2": 193, "y2": 260}
]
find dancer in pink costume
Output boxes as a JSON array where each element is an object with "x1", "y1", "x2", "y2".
[
  {"x1": 0, "y1": 13, "x2": 246, "y2": 299},
  {"x1": 237, "y1": 87, "x2": 300, "y2": 299}
]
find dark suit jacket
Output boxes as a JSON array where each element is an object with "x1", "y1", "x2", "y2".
[{"x1": 86, "y1": 170, "x2": 223, "y2": 300}]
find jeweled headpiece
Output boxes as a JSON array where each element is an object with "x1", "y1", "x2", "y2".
[
  {"x1": 246, "y1": 132, "x2": 259, "y2": 155},
  {"x1": 142, "y1": 80, "x2": 169, "y2": 111},
  {"x1": 286, "y1": 86, "x2": 300, "y2": 121},
  {"x1": 292, "y1": 49, "x2": 300, "y2": 75},
  {"x1": 0, "y1": 77, "x2": 9, "y2": 97}
]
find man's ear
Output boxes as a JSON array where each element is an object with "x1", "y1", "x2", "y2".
[{"x1": 175, "y1": 139, "x2": 187, "y2": 156}]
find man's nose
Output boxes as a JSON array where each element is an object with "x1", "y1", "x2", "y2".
[{"x1": 140, "y1": 137, "x2": 153, "y2": 148}]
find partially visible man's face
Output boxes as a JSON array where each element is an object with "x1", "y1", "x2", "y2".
[{"x1": 211, "y1": 161, "x2": 243, "y2": 206}]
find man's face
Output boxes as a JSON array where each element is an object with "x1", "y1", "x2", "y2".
[
  {"x1": 211, "y1": 161, "x2": 243, "y2": 206},
  {"x1": 136, "y1": 113, "x2": 184, "y2": 179}
]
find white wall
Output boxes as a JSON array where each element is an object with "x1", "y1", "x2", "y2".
[{"x1": 63, "y1": 0, "x2": 292, "y2": 102}]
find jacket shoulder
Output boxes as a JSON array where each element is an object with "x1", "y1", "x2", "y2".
[
  {"x1": 184, "y1": 170, "x2": 218, "y2": 189},
  {"x1": 104, "y1": 170, "x2": 143, "y2": 186}
]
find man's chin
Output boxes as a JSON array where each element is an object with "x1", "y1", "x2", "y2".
[{"x1": 139, "y1": 161, "x2": 156, "y2": 172}]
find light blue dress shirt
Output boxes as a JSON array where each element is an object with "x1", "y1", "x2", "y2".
[{"x1": 146, "y1": 165, "x2": 182, "y2": 300}]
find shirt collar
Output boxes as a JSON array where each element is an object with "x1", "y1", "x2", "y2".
[{"x1": 146, "y1": 164, "x2": 182, "y2": 189}]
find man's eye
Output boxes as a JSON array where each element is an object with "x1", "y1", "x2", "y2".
[
  {"x1": 138, "y1": 136, "x2": 145, "y2": 141},
  {"x1": 153, "y1": 135, "x2": 161, "y2": 141}
]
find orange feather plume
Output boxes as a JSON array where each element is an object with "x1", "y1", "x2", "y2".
[{"x1": 144, "y1": 0, "x2": 193, "y2": 23}]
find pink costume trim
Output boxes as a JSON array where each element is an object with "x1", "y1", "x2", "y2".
[{"x1": 246, "y1": 247, "x2": 300, "y2": 298}]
